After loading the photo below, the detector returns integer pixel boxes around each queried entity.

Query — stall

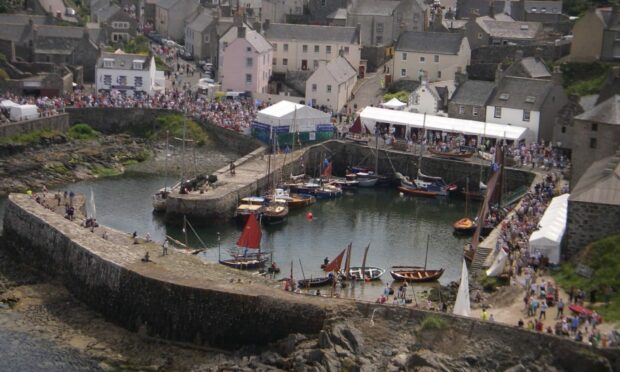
[381,98,406,110]
[252,100,333,147]
[528,194,569,264]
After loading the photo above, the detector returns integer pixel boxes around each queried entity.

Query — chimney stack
[237,25,246,39]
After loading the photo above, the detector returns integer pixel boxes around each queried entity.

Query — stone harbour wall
[1,194,327,349]
[0,114,70,138]
[565,201,620,260]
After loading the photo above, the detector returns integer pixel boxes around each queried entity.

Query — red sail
[322,161,333,178]
[237,214,262,249]
[323,248,346,273]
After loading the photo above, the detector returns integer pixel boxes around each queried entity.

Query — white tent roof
[382,98,406,109]
[0,100,18,109]
[528,193,569,264]
[359,106,528,141]
[255,100,332,131]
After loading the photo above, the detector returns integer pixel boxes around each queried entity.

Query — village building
[155,0,200,41]
[448,80,495,121]
[95,51,163,97]
[569,7,620,62]
[465,15,544,50]
[305,56,357,112]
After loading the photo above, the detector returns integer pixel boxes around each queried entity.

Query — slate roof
[456,0,505,19]
[477,18,542,39]
[349,0,400,16]
[575,95,620,126]
[37,25,85,39]
[523,1,563,14]
[327,8,348,20]
[451,80,496,106]
[188,12,214,32]
[0,24,31,43]
[0,14,47,25]
[324,56,357,84]
[245,29,272,53]
[396,31,464,55]
[570,153,620,206]
[488,76,552,111]
[504,56,551,79]
[98,51,152,70]
[264,23,358,44]
[96,4,122,23]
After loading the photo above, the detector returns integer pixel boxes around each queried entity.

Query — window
[326,45,331,54]
[344,46,349,54]
[313,60,319,68]
[273,57,277,65]
[376,36,383,44]
[525,95,536,103]
[477,32,483,39]
[591,123,598,131]
[103,75,112,85]
[134,76,143,88]
[246,74,252,83]
[204,34,210,43]
[273,43,277,51]
[314,45,319,53]
[437,71,441,78]
[401,69,406,77]
[223,41,228,49]
[590,138,597,149]
[473,106,479,116]
[458,106,464,114]
[327,85,332,93]
[103,58,113,68]
[112,22,129,29]
[133,61,143,70]
[561,126,566,133]
[494,106,502,118]
[420,56,425,63]
[434,55,439,63]
[246,57,253,67]
[117,75,127,85]
[246,47,251,52]
[376,23,384,34]
[523,110,530,122]
[303,44,308,53]
[283,58,288,65]
[402,52,407,61]
[312,84,317,92]
[283,43,288,52]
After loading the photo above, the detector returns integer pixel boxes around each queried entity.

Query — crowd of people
[1,94,67,122]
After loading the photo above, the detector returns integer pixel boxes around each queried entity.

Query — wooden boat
[329,178,359,190]
[219,214,269,270]
[429,147,474,159]
[453,217,477,235]
[356,172,379,187]
[261,199,289,225]
[398,185,441,198]
[390,268,445,282]
[348,266,385,281]
[313,184,343,199]
[414,170,457,196]
[297,276,333,288]
[234,196,265,223]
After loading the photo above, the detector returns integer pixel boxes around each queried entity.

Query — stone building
[307,0,347,25]
[565,154,620,260]
[569,7,620,62]
[305,56,357,112]
[465,15,544,51]
[448,80,495,121]
[570,95,620,185]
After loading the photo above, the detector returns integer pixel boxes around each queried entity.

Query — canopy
[0,100,18,109]
[382,98,406,110]
[359,106,529,142]
[255,100,331,132]
[528,193,569,264]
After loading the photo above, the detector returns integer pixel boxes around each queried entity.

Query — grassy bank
[552,234,620,321]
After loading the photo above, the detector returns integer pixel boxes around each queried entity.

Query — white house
[305,56,357,112]
[485,76,567,142]
[264,23,361,74]
[408,80,445,115]
[221,26,273,94]
[95,51,163,97]
[393,31,471,82]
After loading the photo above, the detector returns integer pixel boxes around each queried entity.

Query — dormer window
[133,60,143,70]
[103,58,114,68]
[499,93,510,100]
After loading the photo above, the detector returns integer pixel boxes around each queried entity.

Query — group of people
[0,94,67,123]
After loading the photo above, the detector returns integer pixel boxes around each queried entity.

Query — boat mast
[164,130,169,191]
[217,231,221,262]
[183,215,188,248]
[465,176,469,218]
[424,234,430,270]
[181,119,187,189]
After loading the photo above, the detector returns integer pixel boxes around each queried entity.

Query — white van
[10,104,39,121]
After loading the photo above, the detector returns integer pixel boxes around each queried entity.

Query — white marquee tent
[255,100,331,132]
[528,193,569,264]
[382,98,406,110]
[359,106,529,142]
[0,100,18,110]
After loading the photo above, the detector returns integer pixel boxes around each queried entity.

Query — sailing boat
[453,177,477,235]
[298,244,349,288]
[219,214,269,270]
[261,126,290,224]
[453,260,471,317]
[152,130,172,212]
[390,235,444,282]
[348,243,386,280]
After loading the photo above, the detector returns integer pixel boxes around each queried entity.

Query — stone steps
[471,246,492,273]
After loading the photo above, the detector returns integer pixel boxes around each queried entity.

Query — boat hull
[389,268,444,282]
[453,218,477,235]
[348,266,385,280]
[219,257,268,270]
[357,177,378,187]
[397,185,439,198]
[429,148,474,159]
[297,276,333,288]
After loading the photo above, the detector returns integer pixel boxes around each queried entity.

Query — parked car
[146,32,163,44]
[65,7,76,16]
[179,48,193,61]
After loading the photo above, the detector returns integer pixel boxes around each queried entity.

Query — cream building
[305,56,357,112]
[393,31,470,83]
[264,23,361,73]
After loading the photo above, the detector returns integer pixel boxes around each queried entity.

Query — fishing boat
[300,244,349,289]
[395,172,442,198]
[356,172,379,187]
[429,147,474,159]
[269,188,316,208]
[297,276,334,288]
[234,196,265,223]
[261,198,289,225]
[390,235,444,283]
[219,214,269,270]
[348,266,385,280]
[414,170,457,196]
[329,178,360,190]
[313,183,343,199]
[453,178,477,235]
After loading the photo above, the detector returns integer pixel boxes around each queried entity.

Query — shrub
[383,90,410,103]
[67,123,99,140]
[152,114,210,147]
[420,315,447,331]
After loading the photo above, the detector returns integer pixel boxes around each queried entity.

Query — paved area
[38,0,78,23]
[349,60,393,111]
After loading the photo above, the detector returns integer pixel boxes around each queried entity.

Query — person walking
[162,239,169,256]
[539,301,547,320]
[556,298,564,319]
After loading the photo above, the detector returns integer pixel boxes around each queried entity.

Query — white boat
[356,172,378,187]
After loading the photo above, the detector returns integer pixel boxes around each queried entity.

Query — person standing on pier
[162,239,169,256]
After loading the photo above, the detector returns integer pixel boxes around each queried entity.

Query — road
[38,0,79,23]
[349,60,393,113]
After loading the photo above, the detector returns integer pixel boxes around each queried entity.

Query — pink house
[221,27,273,94]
